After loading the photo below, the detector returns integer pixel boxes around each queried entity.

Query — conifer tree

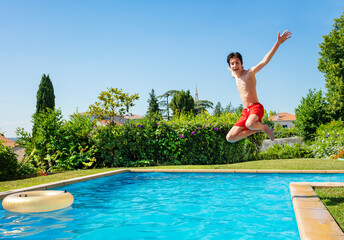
[158,90,177,120]
[36,74,55,114]
[33,74,55,136]
[147,89,160,116]
[194,100,213,115]
[213,102,223,116]
[170,90,194,116]
[224,102,235,113]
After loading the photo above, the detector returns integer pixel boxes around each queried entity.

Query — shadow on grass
[322,197,344,206]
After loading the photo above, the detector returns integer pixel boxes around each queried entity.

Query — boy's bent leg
[226,126,260,143]
[245,114,275,140]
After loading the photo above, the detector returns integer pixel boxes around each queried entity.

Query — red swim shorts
[234,103,265,130]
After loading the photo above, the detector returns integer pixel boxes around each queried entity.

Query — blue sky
[0,0,343,137]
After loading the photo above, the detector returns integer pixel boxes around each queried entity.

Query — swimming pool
[1,172,344,239]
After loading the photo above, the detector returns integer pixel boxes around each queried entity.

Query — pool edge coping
[290,182,344,240]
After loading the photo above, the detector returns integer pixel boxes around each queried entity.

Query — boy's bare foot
[263,125,275,141]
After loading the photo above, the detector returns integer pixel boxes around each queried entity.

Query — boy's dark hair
[227,52,243,67]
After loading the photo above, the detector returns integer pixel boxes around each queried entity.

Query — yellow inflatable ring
[2,190,74,213]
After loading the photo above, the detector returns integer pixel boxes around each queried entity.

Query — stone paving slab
[290,182,344,240]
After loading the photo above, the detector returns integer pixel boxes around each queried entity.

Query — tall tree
[318,11,344,120]
[158,90,177,120]
[194,100,213,115]
[213,102,223,116]
[224,102,235,113]
[170,90,194,116]
[36,74,55,114]
[147,89,160,116]
[234,104,243,115]
[88,87,139,124]
[294,89,330,141]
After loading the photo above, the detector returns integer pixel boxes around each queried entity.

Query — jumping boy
[226,30,292,143]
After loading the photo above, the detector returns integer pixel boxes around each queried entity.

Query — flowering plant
[311,120,344,159]
[331,148,344,160]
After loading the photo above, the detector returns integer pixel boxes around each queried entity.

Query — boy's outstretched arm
[250,30,292,74]
[226,66,236,78]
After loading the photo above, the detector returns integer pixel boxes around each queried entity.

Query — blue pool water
[1,172,344,240]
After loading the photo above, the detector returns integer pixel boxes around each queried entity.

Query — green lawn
[137,158,344,170]
[314,187,344,231]
[0,168,120,192]
[1,158,344,192]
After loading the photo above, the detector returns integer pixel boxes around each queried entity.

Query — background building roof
[0,135,16,148]
[268,112,296,122]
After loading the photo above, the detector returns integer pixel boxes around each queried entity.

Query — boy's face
[229,56,243,73]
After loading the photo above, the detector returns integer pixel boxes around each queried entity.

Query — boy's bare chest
[235,73,254,90]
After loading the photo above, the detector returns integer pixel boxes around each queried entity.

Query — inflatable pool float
[2,190,74,213]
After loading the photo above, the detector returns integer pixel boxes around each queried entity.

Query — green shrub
[260,119,299,140]
[17,111,266,170]
[274,126,298,139]
[259,143,314,160]
[294,89,330,141]
[311,120,344,159]
[17,160,38,178]
[33,108,64,171]
[93,112,265,166]
[17,110,98,172]
[0,144,19,181]
[127,160,155,167]
[52,113,98,170]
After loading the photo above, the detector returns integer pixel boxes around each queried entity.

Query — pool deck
[290,182,344,240]
[1,169,344,239]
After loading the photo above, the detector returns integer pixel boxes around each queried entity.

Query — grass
[0,168,120,192]
[136,158,344,170]
[314,187,344,231]
[1,158,344,192]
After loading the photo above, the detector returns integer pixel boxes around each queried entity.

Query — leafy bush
[32,108,63,171]
[0,144,19,181]
[259,143,314,160]
[311,120,344,159]
[93,112,265,167]
[294,89,330,141]
[17,111,266,171]
[52,113,98,170]
[17,109,98,172]
[273,124,298,138]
